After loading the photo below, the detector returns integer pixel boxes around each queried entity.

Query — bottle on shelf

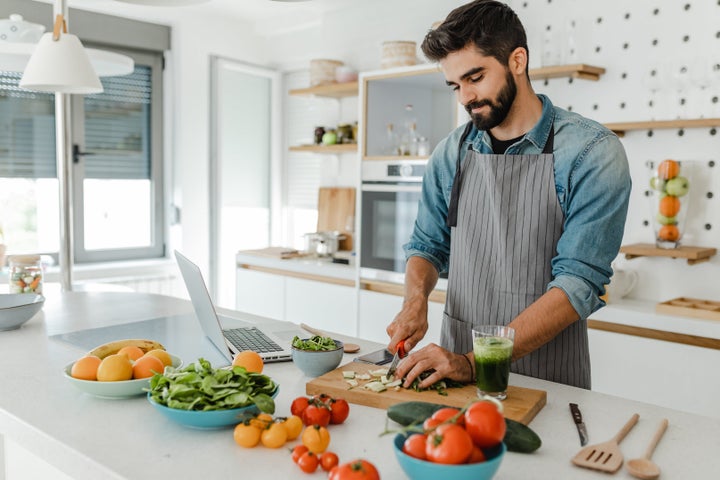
[385,123,401,155]
[399,104,417,155]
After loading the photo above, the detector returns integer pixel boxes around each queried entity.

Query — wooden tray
[306,361,546,425]
[656,297,720,321]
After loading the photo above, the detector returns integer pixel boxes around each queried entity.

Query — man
[387,0,631,390]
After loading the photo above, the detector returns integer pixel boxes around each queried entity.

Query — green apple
[649,176,666,192]
[665,176,689,197]
[656,213,677,225]
[322,131,337,145]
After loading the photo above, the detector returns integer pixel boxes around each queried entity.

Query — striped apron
[440,124,591,389]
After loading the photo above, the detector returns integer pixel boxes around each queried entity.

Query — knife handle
[569,403,583,424]
[397,339,407,358]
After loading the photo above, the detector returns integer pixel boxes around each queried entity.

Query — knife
[569,403,589,446]
[386,339,407,380]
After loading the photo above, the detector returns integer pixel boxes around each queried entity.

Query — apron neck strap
[446,122,555,228]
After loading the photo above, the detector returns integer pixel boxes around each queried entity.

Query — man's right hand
[386,297,428,354]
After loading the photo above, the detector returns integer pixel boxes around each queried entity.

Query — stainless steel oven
[360,160,447,284]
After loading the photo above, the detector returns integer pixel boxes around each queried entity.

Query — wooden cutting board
[306,361,546,425]
[317,187,355,251]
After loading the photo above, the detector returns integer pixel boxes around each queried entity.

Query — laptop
[175,250,299,364]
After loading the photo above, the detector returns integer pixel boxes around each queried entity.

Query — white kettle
[606,264,638,301]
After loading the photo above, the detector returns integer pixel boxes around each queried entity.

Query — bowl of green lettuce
[291,335,344,377]
[146,358,278,429]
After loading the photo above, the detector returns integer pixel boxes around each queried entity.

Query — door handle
[72,144,96,163]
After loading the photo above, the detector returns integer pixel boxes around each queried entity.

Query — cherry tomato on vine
[329,398,350,424]
[467,445,487,464]
[302,403,331,427]
[320,451,339,472]
[425,423,473,464]
[328,459,380,480]
[233,422,262,448]
[260,422,288,448]
[291,396,310,418]
[282,415,303,440]
[431,407,464,426]
[422,416,443,431]
[291,445,309,463]
[297,451,319,473]
[301,424,331,454]
[402,433,427,460]
[464,400,506,448]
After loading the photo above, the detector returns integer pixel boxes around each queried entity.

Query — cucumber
[386,401,541,453]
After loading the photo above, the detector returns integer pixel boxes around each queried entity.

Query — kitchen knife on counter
[386,339,407,380]
[569,403,589,446]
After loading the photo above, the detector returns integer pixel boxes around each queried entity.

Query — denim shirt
[404,94,631,320]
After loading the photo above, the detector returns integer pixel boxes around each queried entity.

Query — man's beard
[465,70,517,131]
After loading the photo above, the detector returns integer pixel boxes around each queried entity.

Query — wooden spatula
[572,413,639,473]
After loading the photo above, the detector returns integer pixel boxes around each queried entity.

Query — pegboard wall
[511,0,720,302]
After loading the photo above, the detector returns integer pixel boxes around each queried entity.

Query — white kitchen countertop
[1,291,719,479]
[236,251,356,282]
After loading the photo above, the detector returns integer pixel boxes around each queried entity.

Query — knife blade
[569,403,589,446]
[386,339,407,380]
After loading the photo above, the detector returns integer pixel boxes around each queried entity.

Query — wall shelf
[528,64,606,81]
[289,143,357,154]
[362,154,430,161]
[605,118,720,136]
[620,243,717,265]
[288,81,358,99]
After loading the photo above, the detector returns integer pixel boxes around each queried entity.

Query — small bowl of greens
[291,335,345,377]
[146,358,278,429]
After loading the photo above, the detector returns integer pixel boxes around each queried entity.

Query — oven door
[360,183,422,284]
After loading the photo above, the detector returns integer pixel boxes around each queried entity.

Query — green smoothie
[473,336,513,396]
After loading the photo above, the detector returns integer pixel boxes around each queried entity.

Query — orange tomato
[96,354,133,381]
[657,159,680,180]
[233,422,262,448]
[260,422,288,448]
[116,345,145,361]
[232,350,264,373]
[282,415,303,440]
[658,225,680,242]
[301,424,331,454]
[70,355,102,381]
[132,355,165,379]
[658,195,680,217]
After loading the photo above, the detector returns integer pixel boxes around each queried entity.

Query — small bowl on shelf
[147,386,279,429]
[291,339,344,377]
[393,433,506,480]
[0,294,44,331]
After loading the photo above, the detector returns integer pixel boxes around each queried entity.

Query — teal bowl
[291,339,344,377]
[147,386,279,429]
[393,433,505,480]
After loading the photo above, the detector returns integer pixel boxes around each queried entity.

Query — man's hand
[386,298,428,354]
[392,344,473,389]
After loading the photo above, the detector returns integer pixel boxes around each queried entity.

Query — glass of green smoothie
[472,326,515,400]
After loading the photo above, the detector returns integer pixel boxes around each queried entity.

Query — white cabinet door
[235,268,285,321]
[285,277,356,336]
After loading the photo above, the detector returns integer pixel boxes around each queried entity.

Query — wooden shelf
[362,155,430,161]
[289,81,358,99]
[620,243,717,265]
[604,118,720,136]
[289,143,357,154]
[528,64,606,81]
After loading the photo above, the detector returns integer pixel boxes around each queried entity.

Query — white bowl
[63,354,182,399]
[0,294,44,331]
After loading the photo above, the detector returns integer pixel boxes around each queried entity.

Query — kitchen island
[1,291,719,479]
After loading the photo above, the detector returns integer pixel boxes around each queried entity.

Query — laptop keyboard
[223,327,284,353]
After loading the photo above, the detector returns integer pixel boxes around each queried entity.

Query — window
[0,48,165,263]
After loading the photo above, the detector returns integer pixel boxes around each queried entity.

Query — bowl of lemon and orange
[64,339,182,399]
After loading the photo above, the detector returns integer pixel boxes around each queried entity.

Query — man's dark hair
[421,0,529,73]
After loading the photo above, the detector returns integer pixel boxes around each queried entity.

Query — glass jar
[8,255,43,294]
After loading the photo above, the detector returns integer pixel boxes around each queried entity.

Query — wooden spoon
[626,418,669,480]
[299,323,360,353]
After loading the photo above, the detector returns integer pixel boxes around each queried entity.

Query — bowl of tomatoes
[392,401,507,480]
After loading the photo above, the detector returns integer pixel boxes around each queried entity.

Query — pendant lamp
[19,13,102,94]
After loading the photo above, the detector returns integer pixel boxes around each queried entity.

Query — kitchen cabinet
[236,268,285,321]
[285,276,356,336]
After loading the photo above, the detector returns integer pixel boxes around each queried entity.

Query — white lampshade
[20,31,102,94]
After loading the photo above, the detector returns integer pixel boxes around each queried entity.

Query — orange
[144,349,173,367]
[658,195,680,217]
[96,354,133,382]
[71,355,102,381]
[657,159,680,180]
[132,355,165,379]
[116,345,145,361]
[232,350,264,373]
[658,225,680,242]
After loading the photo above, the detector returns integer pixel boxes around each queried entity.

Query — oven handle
[361,183,422,193]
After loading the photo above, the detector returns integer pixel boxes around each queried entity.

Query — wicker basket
[310,59,344,86]
[381,41,417,69]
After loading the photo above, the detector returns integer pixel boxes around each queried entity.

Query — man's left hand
[392,343,472,389]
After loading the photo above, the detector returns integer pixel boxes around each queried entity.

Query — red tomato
[291,444,309,464]
[402,433,427,460]
[467,445,487,464]
[320,451,339,472]
[422,417,443,431]
[430,407,464,426]
[302,403,331,427]
[329,398,350,424]
[425,423,473,464]
[464,401,506,448]
[297,451,319,473]
[328,459,380,480]
[291,396,310,418]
